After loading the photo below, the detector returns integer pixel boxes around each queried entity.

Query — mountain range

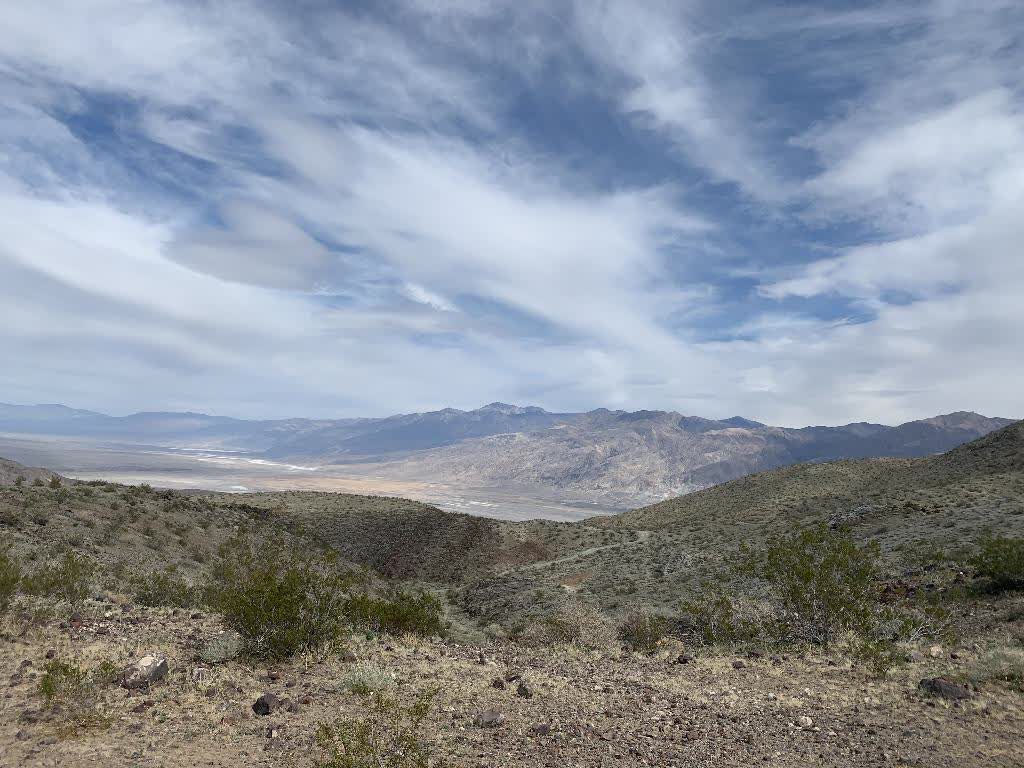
[0,401,1015,505]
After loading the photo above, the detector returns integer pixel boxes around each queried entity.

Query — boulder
[122,654,169,689]
[252,692,281,716]
[919,677,972,700]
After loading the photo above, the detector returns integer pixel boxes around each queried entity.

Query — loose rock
[122,653,169,690]
[474,709,505,728]
[253,693,281,716]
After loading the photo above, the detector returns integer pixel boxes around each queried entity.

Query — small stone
[516,681,533,699]
[130,699,154,714]
[341,650,358,663]
[675,653,694,665]
[122,653,169,690]
[473,709,505,728]
[268,670,282,682]
[491,678,506,690]
[253,693,281,716]
[732,660,746,670]
[797,716,814,729]
[928,645,943,659]
[190,667,210,684]
[45,649,56,660]
[299,695,313,706]
[532,723,552,737]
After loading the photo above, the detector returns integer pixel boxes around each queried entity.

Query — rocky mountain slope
[1,423,1023,766]
[0,402,1014,507]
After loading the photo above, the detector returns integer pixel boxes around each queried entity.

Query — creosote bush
[133,569,200,609]
[38,659,111,732]
[21,551,94,603]
[315,689,448,768]
[345,589,447,638]
[619,609,670,653]
[970,534,1024,592]
[0,543,21,612]
[206,533,447,660]
[206,534,358,661]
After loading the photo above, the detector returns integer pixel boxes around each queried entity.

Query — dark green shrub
[618,609,670,653]
[970,534,1024,591]
[677,587,772,647]
[315,689,447,768]
[344,590,446,638]
[0,545,20,612]
[49,475,62,489]
[206,535,357,660]
[32,477,45,487]
[741,524,880,646]
[133,570,200,608]
[21,551,94,602]
[14,475,25,487]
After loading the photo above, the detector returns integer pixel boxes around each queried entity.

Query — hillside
[0,402,1014,509]
[1,424,1023,766]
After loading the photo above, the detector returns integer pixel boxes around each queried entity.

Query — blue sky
[0,0,1022,425]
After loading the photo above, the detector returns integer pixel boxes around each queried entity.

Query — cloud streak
[0,0,1021,425]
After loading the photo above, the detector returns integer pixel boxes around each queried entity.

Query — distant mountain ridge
[0,401,1015,505]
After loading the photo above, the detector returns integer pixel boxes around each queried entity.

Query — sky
[0,0,1022,426]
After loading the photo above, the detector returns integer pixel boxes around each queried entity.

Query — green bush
[0,545,21,612]
[38,659,110,731]
[14,475,25,487]
[21,551,94,602]
[49,475,62,489]
[618,609,670,653]
[344,590,446,638]
[206,535,357,660]
[315,689,447,768]
[970,534,1024,591]
[133,570,200,609]
[741,524,880,646]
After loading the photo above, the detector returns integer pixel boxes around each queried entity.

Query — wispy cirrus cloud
[0,0,1021,425]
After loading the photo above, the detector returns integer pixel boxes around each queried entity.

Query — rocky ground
[2,595,1023,767]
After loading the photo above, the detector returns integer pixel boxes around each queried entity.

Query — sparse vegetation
[344,589,447,638]
[0,542,20,612]
[970,533,1024,591]
[315,689,446,768]
[340,662,396,695]
[38,659,110,732]
[133,569,200,609]
[206,534,358,660]
[618,608,670,653]
[20,551,94,602]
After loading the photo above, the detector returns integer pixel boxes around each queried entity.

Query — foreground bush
[619,609,670,653]
[344,590,446,638]
[740,524,881,646]
[38,659,112,732]
[133,569,200,609]
[970,534,1024,591]
[21,551,94,602]
[0,544,20,612]
[315,689,447,768]
[206,535,357,660]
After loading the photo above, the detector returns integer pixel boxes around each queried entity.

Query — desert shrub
[970,534,1024,591]
[133,569,200,609]
[740,524,880,646]
[206,534,357,660]
[32,477,45,487]
[14,475,25,487]
[518,598,617,648]
[49,475,62,489]
[315,689,447,768]
[0,544,21,612]
[677,587,773,647]
[21,551,94,602]
[38,659,110,731]
[964,646,1024,692]
[344,590,446,638]
[341,662,396,695]
[619,609,670,653]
